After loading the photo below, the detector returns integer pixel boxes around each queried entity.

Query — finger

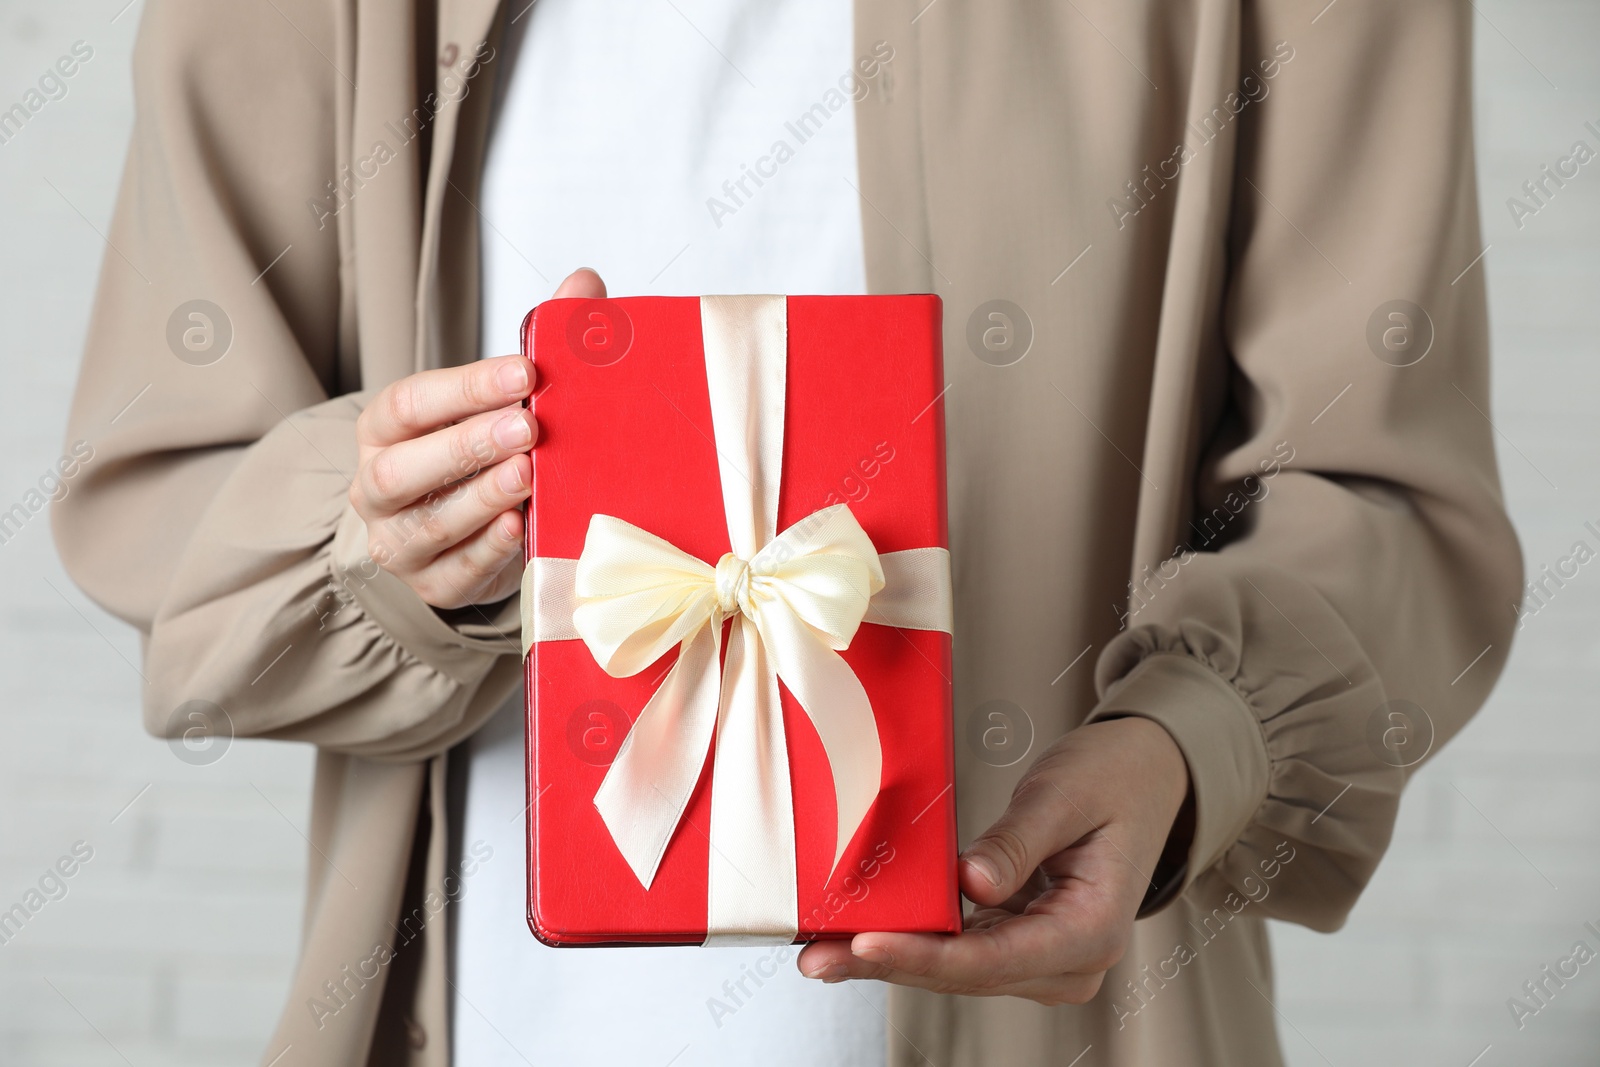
[966,905,1023,931]
[552,267,607,299]
[797,940,855,980]
[960,770,1098,906]
[369,454,530,569]
[355,403,535,515]
[847,916,1087,990]
[800,938,1103,1004]
[978,971,1104,1007]
[851,869,1127,989]
[412,507,525,609]
[836,962,1101,1006]
[357,355,535,448]
[994,866,1050,914]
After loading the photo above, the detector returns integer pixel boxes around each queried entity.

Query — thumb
[553,267,607,299]
[959,777,1096,906]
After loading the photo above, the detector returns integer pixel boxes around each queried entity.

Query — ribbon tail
[757,607,882,877]
[704,615,798,944]
[593,621,723,889]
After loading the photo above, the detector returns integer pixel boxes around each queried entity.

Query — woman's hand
[350,268,605,608]
[797,716,1190,1005]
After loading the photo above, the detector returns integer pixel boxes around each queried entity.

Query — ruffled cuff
[331,505,520,680]
[1083,562,1398,931]
[139,392,520,762]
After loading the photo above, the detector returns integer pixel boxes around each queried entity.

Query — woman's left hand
[797,716,1190,1005]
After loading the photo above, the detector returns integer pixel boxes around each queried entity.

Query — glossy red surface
[524,295,959,946]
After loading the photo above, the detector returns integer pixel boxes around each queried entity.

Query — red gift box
[522,294,959,945]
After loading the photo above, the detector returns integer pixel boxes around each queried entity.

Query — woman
[55,0,1521,1064]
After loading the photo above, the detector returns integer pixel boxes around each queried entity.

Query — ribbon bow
[575,505,886,911]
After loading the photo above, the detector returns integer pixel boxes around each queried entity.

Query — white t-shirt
[456,1,884,1064]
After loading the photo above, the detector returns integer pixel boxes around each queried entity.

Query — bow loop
[572,515,717,677]
[749,504,886,651]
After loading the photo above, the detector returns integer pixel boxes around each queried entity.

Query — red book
[523,294,959,945]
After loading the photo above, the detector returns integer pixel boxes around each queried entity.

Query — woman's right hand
[349,268,606,609]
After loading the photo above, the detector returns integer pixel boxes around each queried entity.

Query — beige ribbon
[521,295,953,943]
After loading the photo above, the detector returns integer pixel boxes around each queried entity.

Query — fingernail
[497,459,526,493]
[853,944,894,967]
[493,412,532,449]
[964,854,1001,887]
[805,962,846,980]
[497,360,529,395]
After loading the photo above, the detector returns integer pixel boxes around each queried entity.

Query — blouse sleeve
[52,0,520,764]
[1087,0,1523,930]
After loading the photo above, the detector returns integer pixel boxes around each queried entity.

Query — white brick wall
[0,1,1596,1065]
